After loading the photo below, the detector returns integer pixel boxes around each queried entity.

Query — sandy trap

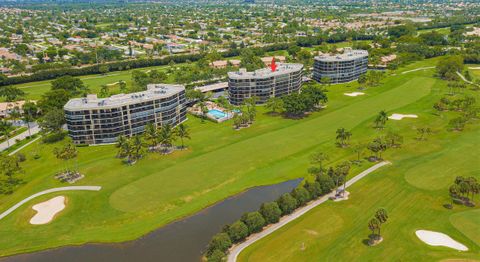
[388,114,418,120]
[344,92,365,97]
[30,196,66,225]
[415,230,468,251]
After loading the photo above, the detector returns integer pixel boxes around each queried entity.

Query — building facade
[313,49,368,83]
[227,63,303,105]
[64,84,186,145]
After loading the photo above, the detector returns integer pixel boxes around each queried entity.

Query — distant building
[0,48,22,61]
[64,84,187,145]
[209,59,241,69]
[261,56,285,66]
[313,48,368,83]
[0,100,30,118]
[228,63,303,105]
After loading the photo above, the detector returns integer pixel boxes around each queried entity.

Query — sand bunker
[415,230,468,251]
[30,196,66,225]
[344,92,365,97]
[388,114,418,120]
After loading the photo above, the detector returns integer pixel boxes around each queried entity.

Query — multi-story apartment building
[313,49,368,83]
[227,63,303,105]
[64,84,186,145]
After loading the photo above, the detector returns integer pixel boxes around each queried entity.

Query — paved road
[0,186,102,221]
[227,161,391,262]
[0,123,40,152]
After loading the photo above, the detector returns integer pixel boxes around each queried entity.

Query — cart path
[0,186,102,221]
[228,161,391,262]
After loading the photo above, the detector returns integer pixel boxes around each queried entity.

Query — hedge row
[204,174,338,262]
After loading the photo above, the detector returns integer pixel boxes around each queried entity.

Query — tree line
[204,151,351,262]
[116,123,190,165]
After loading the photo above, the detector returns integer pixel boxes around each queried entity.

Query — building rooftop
[228,63,303,80]
[314,48,368,62]
[64,84,184,111]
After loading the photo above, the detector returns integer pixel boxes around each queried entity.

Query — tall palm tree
[374,208,388,238]
[144,123,159,150]
[158,124,177,152]
[130,135,144,163]
[176,124,190,149]
[115,135,129,158]
[368,218,380,240]
[336,128,352,147]
[0,120,12,147]
[310,152,329,175]
[374,110,388,129]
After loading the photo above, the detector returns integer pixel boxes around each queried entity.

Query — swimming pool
[208,109,227,119]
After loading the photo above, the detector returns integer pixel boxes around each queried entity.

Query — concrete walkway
[401,66,435,74]
[456,71,474,85]
[0,123,41,152]
[0,186,102,221]
[227,161,391,262]
[8,135,42,156]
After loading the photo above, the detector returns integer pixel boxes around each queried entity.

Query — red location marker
[270,57,277,72]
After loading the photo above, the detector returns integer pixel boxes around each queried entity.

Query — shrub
[259,202,282,224]
[227,220,249,243]
[291,187,311,206]
[316,174,335,194]
[241,211,266,234]
[206,233,232,256]
[207,249,226,262]
[277,193,298,215]
[42,132,66,143]
[304,181,322,198]
[16,153,26,162]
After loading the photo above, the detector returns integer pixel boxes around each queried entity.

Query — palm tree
[130,135,144,163]
[244,96,258,124]
[176,124,190,149]
[334,161,350,195]
[310,152,329,174]
[374,110,388,129]
[115,135,130,158]
[158,124,177,152]
[335,128,352,147]
[53,143,78,173]
[368,218,380,240]
[353,143,365,162]
[144,123,159,151]
[199,102,208,123]
[265,97,284,114]
[0,120,12,147]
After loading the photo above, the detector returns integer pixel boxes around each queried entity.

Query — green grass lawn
[468,66,480,81]
[238,131,480,261]
[0,57,476,259]
[237,71,480,261]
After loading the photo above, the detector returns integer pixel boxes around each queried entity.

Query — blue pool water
[208,109,227,119]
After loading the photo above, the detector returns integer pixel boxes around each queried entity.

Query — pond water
[2,179,301,262]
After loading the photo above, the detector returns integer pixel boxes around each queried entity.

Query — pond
[2,178,301,262]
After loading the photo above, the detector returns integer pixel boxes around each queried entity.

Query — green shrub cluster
[204,174,336,261]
